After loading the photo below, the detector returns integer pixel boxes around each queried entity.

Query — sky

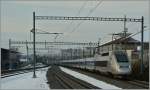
[1,0,149,53]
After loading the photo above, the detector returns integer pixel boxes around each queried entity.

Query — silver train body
[59,50,131,76]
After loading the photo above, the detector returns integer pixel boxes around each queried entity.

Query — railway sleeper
[55,72,86,89]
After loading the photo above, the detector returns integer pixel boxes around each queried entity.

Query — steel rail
[50,67,99,89]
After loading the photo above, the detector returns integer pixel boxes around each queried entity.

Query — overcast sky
[1,0,149,51]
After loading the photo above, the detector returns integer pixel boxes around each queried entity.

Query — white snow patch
[1,67,50,90]
[60,66,121,89]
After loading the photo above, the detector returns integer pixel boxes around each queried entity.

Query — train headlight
[128,65,131,69]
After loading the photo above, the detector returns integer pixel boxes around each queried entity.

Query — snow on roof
[100,37,140,47]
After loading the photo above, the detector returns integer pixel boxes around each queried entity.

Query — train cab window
[115,52,128,62]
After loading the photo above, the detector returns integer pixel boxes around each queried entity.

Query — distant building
[1,48,21,70]
[97,37,148,53]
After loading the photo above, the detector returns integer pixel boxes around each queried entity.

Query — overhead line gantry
[32,12,144,77]
[10,41,98,46]
[35,16,142,22]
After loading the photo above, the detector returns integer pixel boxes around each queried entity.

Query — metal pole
[76,49,78,59]
[83,47,84,59]
[112,35,114,51]
[140,16,144,74]
[124,15,127,51]
[71,49,72,60]
[26,40,29,64]
[61,49,63,60]
[33,12,36,78]
[83,47,86,69]
[9,39,12,70]
[45,40,46,48]
[89,42,92,57]
[98,38,101,54]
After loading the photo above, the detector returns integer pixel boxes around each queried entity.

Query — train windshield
[115,51,128,62]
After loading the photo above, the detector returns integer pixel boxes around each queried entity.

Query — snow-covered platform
[60,66,121,89]
[1,67,50,90]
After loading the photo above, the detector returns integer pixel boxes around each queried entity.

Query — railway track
[47,66,99,89]
[1,66,48,78]
[127,80,149,89]
[1,70,32,78]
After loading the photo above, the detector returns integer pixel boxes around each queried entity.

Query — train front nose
[118,65,131,75]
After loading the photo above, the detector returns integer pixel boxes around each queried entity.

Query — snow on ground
[60,66,122,89]
[1,67,50,90]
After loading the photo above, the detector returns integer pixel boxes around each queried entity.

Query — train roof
[61,57,108,63]
[61,58,95,63]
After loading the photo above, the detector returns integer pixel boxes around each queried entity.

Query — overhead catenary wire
[59,1,88,40]
[59,0,104,41]
[65,0,103,35]
[31,28,63,41]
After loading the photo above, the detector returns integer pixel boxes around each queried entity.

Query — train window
[115,52,128,62]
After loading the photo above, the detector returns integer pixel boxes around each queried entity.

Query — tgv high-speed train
[59,50,131,77]
[95,50,131,76]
